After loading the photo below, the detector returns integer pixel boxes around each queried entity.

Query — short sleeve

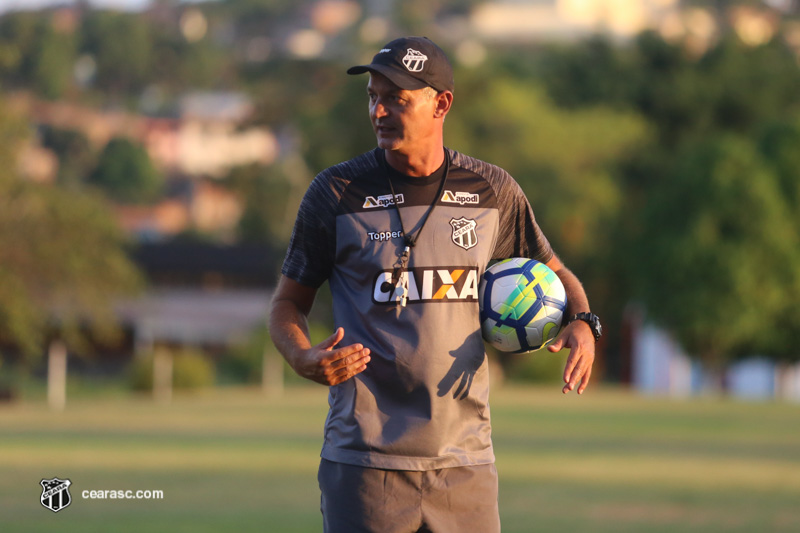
[281,176,338,288]
[492,173,554,263]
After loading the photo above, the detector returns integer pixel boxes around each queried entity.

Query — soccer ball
[479,258,567,353]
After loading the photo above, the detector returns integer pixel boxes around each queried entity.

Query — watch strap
[567,312,602,341]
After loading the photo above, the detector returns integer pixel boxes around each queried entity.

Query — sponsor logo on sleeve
[441,190,480,205]
[363,193,404,209]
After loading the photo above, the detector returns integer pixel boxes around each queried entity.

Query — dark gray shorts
[318,459,500,533]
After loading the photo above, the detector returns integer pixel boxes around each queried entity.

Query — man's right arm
[268,275,371,386]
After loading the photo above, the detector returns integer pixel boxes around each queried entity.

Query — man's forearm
[552,265,590,317]
[268,288,371,386]
[545,259,597,393]
[268,298,314,371]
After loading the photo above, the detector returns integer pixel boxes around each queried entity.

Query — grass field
[1,383,799,532]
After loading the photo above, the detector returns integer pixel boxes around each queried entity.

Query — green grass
[1,384,799,532]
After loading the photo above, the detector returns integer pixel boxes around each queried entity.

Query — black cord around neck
[383,149,450,248]
[380,149,451,305]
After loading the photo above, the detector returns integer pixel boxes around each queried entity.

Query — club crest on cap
[402,49,428,72]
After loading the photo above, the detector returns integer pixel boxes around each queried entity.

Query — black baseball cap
[347,36,454,93]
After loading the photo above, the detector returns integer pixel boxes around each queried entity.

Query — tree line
[1,2,798,379]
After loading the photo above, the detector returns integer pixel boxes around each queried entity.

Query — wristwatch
[567,312,602,342]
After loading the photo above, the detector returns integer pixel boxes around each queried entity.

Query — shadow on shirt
[437,338,486,400]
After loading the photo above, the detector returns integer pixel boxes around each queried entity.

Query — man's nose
[372,100,388,119]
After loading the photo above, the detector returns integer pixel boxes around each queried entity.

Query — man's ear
[434,91,453,119]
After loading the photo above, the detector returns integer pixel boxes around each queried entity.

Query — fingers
[321,339,366,365]
[577,366,592,394]
[562,349,579,386]
[547,334,564,353]
[562,363,592,394]
[321,345,371,386]
[296,328,372,386]
[550,321,596,395]
[548,319,580,353]
[562,348,594,395]
[323,343,370,369]
[321,327,345,350]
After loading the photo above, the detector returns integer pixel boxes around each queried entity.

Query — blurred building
[440,0,798,59]
[55,241,277,376]
[466,0,683,42]
[629,317,800,403]
[12,91,278,178]
[118,242,275,354]
[149,91,279,178]
[11,90,279,239]
[112,180,243,240]
[17,141,58,183]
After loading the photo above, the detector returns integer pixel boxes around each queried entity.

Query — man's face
[367,72,439,155]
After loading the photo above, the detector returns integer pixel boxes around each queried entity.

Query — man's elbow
[545,253,565,274]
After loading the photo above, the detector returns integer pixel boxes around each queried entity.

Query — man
[269,36,600,533]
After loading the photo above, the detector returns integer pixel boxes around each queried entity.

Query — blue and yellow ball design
[479,258,567,353]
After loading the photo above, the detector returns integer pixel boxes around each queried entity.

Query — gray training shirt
[282,147,553,471]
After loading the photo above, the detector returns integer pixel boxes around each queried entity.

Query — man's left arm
[545,255,596,395]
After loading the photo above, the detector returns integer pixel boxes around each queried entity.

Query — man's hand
[268,277,371,387]
[547,320,595,394]
[292,327,371,386]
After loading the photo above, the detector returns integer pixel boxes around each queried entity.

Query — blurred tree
[626,136,800,375]
[248,61,375,171]
[758,121,800,231]
[80,11,153,95]
[88,137,162,204]
[538,32,800,145]
[146,25,233,93]
[175,39,232,88]
[300,73,377,172]
[441,72,648,381]
[629,31,707,146]
[0,104,142,357]
[0,12,77,98]
[226,163,294,245]
[0,11,42,87]
[751,120,800,361]
[534,30,800,372]
[445,74,648,267]
[536,35,640,110]
[31,24,76,99]
[39,125,95,187]
[4,2,799,381]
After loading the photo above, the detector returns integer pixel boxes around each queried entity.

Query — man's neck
[384,146,445,177]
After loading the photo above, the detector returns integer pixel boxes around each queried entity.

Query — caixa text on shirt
[372,267,479,304]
